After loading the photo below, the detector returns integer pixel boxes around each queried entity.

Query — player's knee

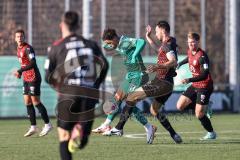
[24,98,32,105]
[58,128,70,141]
[150,101,160,116]
[150,106,158,116]
[126,100,135,107]
[195,104,205,118]
[25,102,33,106]
[126,94,134,102]
[126,95,138,106]
[195,110,204,119]
[126,95,136,106]
[176,102,185,111]
[31,96,41,105]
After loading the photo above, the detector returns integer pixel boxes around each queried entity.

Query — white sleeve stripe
[203,64,208,69]
[166,50,176,58]
[29,53,35,59]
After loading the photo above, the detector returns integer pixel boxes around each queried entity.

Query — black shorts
[23,80,41,96]
[142,77,173,104]
[57,95,97,131]
[182,85,213,105]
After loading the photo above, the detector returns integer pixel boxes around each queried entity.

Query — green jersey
[115,36,146,80]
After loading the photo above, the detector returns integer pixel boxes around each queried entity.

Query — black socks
[115,106,133,130]
[60,141,72,160]
[26,104,36,125]
[199,115,213,132]
[157,112,176,136]
[35,103,50,124]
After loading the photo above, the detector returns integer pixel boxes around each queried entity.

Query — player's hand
[181,79,189,84]
[146,64,158,73]
[13,71,21,79]
[146,25,152,37]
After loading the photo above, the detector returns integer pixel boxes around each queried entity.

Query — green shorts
[120,74,148,94]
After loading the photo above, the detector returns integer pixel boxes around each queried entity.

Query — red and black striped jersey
[187,48,213,88]
[156,37,178,79]
[17,43,41,82]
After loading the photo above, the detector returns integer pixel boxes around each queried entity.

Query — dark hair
[63,11,79,32]
[188,32,200,41]
[102,28,118,40]
[15,29,25,36]
[156,21,170,33]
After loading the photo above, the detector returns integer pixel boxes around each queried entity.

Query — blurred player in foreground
[45,11,108,160]
[14,29,52,137]
[92,28,157,144]
[176,32,217,140]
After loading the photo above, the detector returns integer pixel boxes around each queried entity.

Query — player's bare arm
[145,25,159,52]
[182,56,209,84]
[146,51,177,73]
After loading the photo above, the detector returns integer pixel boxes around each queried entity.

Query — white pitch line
[123,130,240,139]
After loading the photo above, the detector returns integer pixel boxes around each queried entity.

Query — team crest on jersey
[190,65,195,72]
[200,94,206,103]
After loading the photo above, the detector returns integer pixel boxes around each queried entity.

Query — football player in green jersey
[92,28,157,144]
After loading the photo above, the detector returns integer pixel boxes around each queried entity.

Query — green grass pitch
[0,114,239,160]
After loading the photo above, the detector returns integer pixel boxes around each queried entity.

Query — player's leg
[23,82,37,137]
[131,74,156,135]
[179,85,213,118]
[152,79,182,143]
[206,101,213,119]
[69,121,94,153]
[68,97,96,153]
[196,89,216,140]
[176,86,196,111]
[132,107,153,131]
[23,94,38,137]
[112,86,147,131]
[112,79,144,130]
[132,106,157,144]
[58,127,72,160]
[119,80,172,143]
[152,97,182,144]
[30,81,52,136]
[125,78,174,106]
[57,96,75,160]
[92,89,125,133]
[102,102,133,136]
[114,87,157,144]
[100,79,138,136]
[31,95,50,124]
[103,79,156,143]
[196,104,216,140]
[102,104,157,142]
[103,105,133,136]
